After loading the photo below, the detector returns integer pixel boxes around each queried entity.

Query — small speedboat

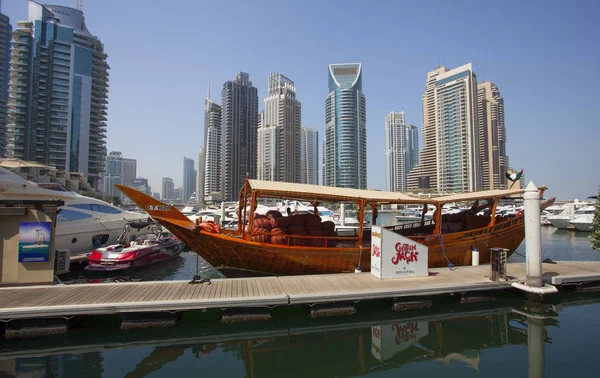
[85,222,184,271]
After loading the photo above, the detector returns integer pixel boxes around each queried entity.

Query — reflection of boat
[116,180,554,277]
[0,294,576,377]
[85,221,184,271]
[0,167,151,257]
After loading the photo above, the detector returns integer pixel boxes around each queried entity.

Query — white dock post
[340,203,346,227]
[524,181,543,287]
[527,316,545,378]
[220,201,226,227]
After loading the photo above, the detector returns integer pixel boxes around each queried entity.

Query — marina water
[1,214,599,377]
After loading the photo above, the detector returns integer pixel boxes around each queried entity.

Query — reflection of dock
[2,295,596,378]
[0,261,599,327]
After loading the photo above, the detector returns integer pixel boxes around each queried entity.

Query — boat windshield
[38,183,72,192]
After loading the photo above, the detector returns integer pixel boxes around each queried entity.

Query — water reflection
[1,292,598,377]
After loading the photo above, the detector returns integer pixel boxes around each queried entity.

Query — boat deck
[1,261,599,320]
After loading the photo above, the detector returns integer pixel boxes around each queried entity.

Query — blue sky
[3,0,599,200]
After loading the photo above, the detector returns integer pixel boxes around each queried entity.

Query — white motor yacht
[569,206,596,232]
[547,200,591,229]
[0,167,150,257]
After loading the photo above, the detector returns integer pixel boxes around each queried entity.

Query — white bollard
[524,181,542,287]
[472,247,479,266]
[220,201,226,228]
[340,203,346,227]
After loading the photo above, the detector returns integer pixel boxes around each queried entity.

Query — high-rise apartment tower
[5,2,109,184]
[221,72,258,201]
[324,63,366,189]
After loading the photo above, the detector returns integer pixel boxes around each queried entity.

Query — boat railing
[249,229,363,248]
[386,219,435,232]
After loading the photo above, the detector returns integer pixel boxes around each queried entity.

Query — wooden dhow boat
[116,180,554,277]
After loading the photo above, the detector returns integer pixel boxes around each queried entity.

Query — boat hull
[570,221,592,232]
[547,217,572,229]
[85,239,184,272]
[157,216,526,277]
[113,183,553,278]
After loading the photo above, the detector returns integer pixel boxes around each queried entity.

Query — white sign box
[371,321,429,361]
[371,225,428,279]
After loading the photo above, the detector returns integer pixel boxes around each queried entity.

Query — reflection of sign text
[372,327,381,339]
[391,243,418,265]
[392,322,419,344]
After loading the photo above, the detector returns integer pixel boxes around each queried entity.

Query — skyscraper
[221,72,258,201]
[408,64,480,193]
[162,177,174,201]
[203,91,221,202]
[5,2,109,184]
[183,156,195,203]
[301,126,319,185]
[258,71,301,183]
[103,151,135,199]
[478,81,508,190]
[385,112,419,192]
[133,177,151,196]
[257,112,276,181]
[0,4,11,157]
[324,63,366,189]
[196,147,204,205]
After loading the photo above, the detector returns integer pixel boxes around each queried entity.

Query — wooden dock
[1,261,599,322]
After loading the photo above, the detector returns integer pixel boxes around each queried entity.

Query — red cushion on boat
[251,227,272,243]
[304,214,322,227]
[272,235,289,245]
[266,210,283,218]
[321,221,336,236]
[270,217,289,229]
[252,215,272,230]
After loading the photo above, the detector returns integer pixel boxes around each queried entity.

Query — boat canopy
[245,179,531,206]
[246,179,422,204]
[427,188,527,205]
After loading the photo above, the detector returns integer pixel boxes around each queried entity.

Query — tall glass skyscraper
[300,126,319,185]
[0,3,11,157]
[5,1,109,184]
[183,156,195,204]
[385,112,419,192]
[221,72,258,201]
[203,91,222,203]
[324,63,366,189]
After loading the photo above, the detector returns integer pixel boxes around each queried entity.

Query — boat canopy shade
[246,179,533,205]
[427,188,527,204]
[246,179,424,204]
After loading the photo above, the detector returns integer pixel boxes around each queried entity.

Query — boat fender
[516,210,524,217]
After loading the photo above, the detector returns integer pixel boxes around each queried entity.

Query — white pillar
[220,201,226,227]
[527,317,545,378]
[524,181,542,287]
[340,203,346,227]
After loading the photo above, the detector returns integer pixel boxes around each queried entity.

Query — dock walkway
[1,261,599,320]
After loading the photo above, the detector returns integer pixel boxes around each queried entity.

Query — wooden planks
[0,261,599,320]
